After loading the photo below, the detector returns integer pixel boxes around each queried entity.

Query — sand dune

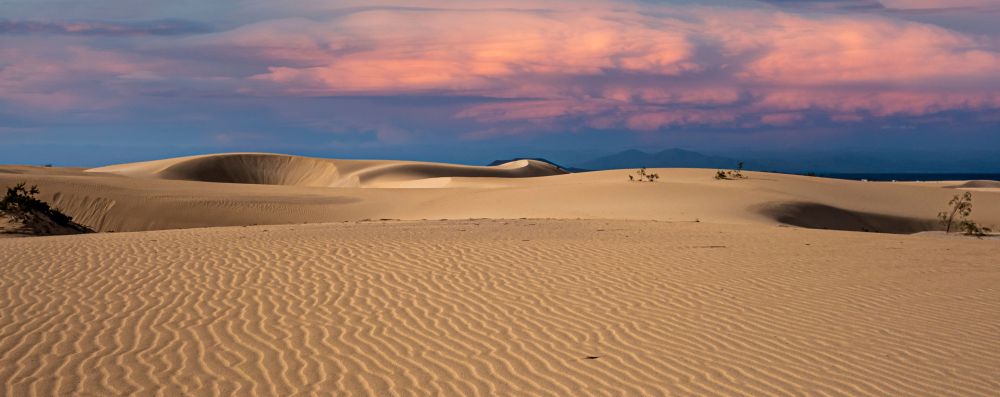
[1,153,998,234]
[2,154,999,396]
[1,219,998,396]
[951,180,1000,189]
[944,180,1000,193]
[88,153,567,188]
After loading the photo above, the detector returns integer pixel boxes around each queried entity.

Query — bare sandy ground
[1,220,998,396]
[1,153,999,396]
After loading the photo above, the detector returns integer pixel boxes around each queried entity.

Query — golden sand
[1,154,998,396]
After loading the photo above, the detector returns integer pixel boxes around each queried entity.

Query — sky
[1,0,999,167]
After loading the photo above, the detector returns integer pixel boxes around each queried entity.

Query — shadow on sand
[757,201,939,234]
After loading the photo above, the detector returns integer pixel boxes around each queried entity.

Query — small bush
[629,167,659,182]
[1,182,91,233]
[938,192,992,237]
[959,220,991,238]
[715,161,748,180]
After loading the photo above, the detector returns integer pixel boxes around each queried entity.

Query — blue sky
[1,0,999,167]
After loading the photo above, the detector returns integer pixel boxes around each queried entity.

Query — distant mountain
[487,158,587,173]
[574,149,741,170]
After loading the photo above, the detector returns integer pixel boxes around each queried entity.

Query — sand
[1,153,999,396]
[2,153,998,233]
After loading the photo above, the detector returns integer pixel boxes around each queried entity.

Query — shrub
[938,192,992,237]
[959,220,991,238]
[1,182,89,232]
[714,161,748,180]
[629,167,659,182]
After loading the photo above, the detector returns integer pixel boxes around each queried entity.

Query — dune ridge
[1,219,997,396]
[952,180,1000,189]
[3,155,999,234]
[87,153,567,188]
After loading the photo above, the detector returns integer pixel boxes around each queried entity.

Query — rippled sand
[2,219,998,396]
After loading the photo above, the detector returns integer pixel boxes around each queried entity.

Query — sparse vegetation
[714,161,748,180]
[1,182,92,235]
[958,219,991,238]
[938,192,992,237]
[629,167,660,182]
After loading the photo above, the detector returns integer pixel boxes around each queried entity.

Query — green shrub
[959,220,991,238]
[938,192,992,237]
[629,167,660,182]
[715,161,747,180]
[1,182,84,230]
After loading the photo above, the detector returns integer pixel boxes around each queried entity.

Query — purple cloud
[0,19,211,36]
[0,0,998,152]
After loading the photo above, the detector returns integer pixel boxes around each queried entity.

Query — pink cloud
[879,0,998,9]
[4,1,1000,135]
[760,112,805,126]
[0,19,209,36]
[0,44,161,111]
[237,7,695,96]
[213,3,999,130]
[728,14,1000,84]
[756,89,1000,116]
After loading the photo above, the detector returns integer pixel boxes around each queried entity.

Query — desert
[5,0,1000,395]
[1,153,998,396]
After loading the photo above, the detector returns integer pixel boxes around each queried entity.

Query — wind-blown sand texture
[2,220,998,396]
[1,153,999,396]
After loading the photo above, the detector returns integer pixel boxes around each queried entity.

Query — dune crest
[87,153,566,188]
[946,180,1000,193]
[1,156,997,234]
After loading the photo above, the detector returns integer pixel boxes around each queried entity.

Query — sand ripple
[1,220,998,396]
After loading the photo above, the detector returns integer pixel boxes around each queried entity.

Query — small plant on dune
[959,220,991,238]
[714,161,748,180]
[629,167,660,182]
[938,192,971,234]
[2,182,68,225]
[938,192,991,237]
[1,182,90,233]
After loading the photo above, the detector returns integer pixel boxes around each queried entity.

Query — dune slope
[953,180,1000,189]
[2,153,999,234]
[1,220,997,396]
[87,153,567,188]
